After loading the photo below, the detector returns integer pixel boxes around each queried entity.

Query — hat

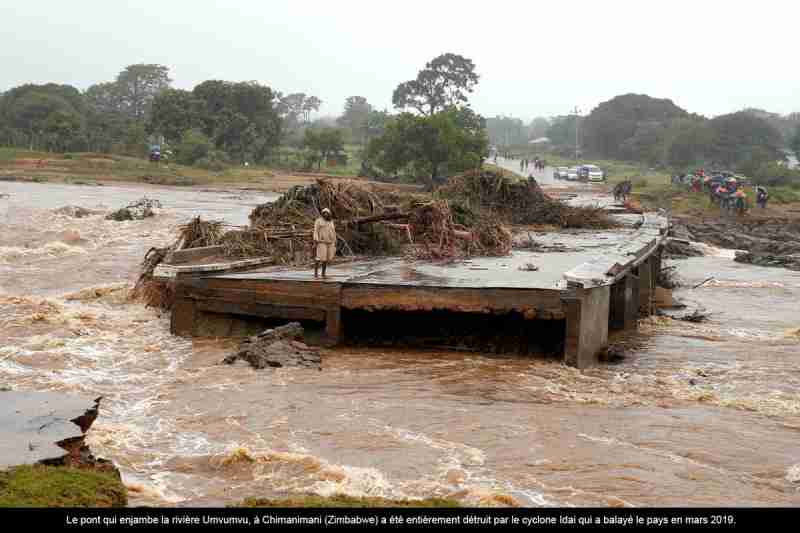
[322,208,331,214]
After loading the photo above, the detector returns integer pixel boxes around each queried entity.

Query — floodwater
[1,180,799,507]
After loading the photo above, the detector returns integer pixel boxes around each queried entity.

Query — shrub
[175,129,213,166]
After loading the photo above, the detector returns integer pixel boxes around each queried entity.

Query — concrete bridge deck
[169,205,668,368]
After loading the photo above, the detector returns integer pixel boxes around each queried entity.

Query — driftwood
[693,277,715,289]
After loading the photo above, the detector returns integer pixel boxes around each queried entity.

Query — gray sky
[1,0,797,121]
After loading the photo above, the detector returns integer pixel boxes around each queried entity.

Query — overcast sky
[1,1,797,121]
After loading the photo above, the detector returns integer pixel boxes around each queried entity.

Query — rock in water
[223,322,321,370]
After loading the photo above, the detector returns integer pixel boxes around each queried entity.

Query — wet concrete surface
[0,391,98,469]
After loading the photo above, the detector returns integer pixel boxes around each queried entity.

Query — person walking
[313,208,337,278]
[756,186,769,208]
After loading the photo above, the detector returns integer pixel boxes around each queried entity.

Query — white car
[582,164,606,182]
[566,167,579,181]
[554,167,570,180]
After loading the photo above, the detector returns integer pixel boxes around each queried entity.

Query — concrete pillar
[638,257,654,316]
[564,285,610,369]
[170,297,197,336]
[609,274,638,331]
[325,307,343,346]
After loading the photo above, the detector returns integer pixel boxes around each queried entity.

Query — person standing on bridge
[313,208,337,279]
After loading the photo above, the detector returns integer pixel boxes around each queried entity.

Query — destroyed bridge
[159,211,668,369]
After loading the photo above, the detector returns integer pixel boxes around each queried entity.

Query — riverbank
[0,149,379,194]
[0,465,127,507]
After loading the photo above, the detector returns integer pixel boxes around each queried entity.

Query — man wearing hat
[313,208,336,278]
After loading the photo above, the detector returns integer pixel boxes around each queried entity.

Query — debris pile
[222,322,321,370]
[249,179,510,262]
[105,198,162,221]
[437,169,616,228]
[130,246,174,310]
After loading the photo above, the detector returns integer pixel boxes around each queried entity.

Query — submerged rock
[223,322,321,370]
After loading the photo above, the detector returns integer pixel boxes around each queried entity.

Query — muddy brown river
[1,181,798,507]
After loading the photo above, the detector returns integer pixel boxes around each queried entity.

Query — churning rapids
[1,180,799,507]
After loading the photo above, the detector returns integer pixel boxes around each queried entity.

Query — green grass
[0,465,127,507]
[236,494,461,508]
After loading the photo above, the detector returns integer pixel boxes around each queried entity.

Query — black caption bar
[2,507,798,530]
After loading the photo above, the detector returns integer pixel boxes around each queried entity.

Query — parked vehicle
[566,167,579,181]
[579,164,606,182]
[554,166,570,180]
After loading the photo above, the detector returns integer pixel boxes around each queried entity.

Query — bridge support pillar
[563,284,610,369]
[609,274,638,331]
[638,257,655,316]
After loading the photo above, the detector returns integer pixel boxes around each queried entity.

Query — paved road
[493,157,555,185]
[493,157,617,209]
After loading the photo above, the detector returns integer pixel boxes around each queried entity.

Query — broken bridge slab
[0,391,100,469]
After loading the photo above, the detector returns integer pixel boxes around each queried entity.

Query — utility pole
[571,106,581,162]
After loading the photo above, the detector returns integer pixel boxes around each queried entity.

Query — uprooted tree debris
[132,171,618,309]
[106,198,162,221]
[222,322,321,370]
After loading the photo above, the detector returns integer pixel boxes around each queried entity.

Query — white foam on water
[787,464,800,483]
[0,242,88,263]
[691,242,739,259]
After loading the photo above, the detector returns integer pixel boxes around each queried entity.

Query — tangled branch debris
[130,246,174,310]
[106,198,162,221]
[438,169,616,229]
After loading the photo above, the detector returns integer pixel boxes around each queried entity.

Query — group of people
[517,157,547,173]
[674,168,770,215]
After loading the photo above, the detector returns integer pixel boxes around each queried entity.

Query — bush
[175,129,213,166]
[63,153,74,160]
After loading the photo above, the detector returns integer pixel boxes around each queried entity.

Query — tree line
[0,56,487,183]
[492,95,800,180]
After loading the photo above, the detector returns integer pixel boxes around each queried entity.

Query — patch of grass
[236,494,460,508]
[0,465,127,507]
[769,186,800,204]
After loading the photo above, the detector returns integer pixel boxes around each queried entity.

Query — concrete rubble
[0,391,115,472]
[223,322,322,370]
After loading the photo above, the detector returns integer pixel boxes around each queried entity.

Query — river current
[1,180,798,506]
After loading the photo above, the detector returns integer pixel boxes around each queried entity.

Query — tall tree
[147,89,202,144]
[190,80,281,162]
[303,128,345,170]
[581,94,690,160]
[43,109,83,152]
[709,111,784,170]
[392,53,479,115]
[114,64,172,122]
[528,117,551,139]
[338,96,372,145]
[366,108,487,185]
[791,124,800,160]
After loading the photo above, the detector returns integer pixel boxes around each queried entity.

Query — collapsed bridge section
[169,213,668,369]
